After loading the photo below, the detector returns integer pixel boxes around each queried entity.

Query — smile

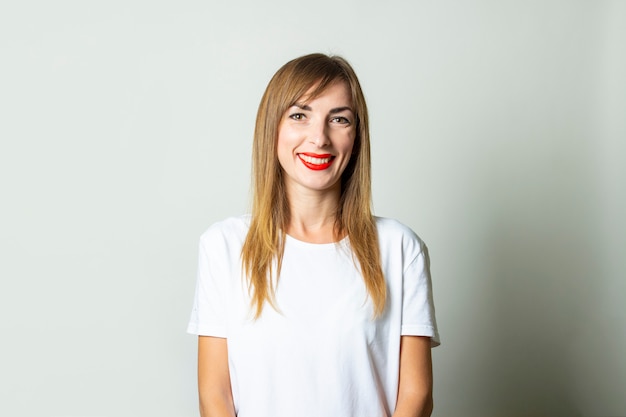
[298,153,335,170]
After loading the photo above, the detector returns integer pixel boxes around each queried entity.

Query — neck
[284,186,342,244]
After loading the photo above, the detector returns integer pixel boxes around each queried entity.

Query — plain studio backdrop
[1,1,625,416]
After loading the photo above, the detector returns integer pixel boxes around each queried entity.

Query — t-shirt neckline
[284,233,350,249]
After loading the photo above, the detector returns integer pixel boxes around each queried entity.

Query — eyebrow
[293,103,354,114]
[329,106,354,114]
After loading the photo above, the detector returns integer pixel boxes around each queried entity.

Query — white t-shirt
[187,215,439,417]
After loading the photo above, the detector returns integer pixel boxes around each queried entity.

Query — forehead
[296,80,352,106]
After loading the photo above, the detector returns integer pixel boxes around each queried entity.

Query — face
[276,81,356,197]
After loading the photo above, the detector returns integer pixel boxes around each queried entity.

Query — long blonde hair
[241,53,385,318]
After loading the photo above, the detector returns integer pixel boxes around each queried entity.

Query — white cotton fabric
[187,215,439,417]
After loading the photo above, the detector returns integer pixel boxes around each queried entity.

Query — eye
[330,116,351,125]
[289,113,305,120]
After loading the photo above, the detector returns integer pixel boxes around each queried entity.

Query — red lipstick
[298,153,335,170]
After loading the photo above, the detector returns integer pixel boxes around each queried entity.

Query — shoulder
[374,216,425,245]
[199,215,250,250]
[374,216,427,257]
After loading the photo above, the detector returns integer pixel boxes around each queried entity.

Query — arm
[392,336,434,417]
[198,336,236,417]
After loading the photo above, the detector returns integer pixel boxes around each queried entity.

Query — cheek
[342,132,357,156]
[277,125,297,149]
[348,138,356,155]
[337,137,356,175]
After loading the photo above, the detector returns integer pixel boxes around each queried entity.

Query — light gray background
[1,1,625,416]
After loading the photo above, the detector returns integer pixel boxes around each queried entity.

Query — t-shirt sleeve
[401,243,440,347]
[187,233,229,338]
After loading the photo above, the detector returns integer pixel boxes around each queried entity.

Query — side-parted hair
[241,53,386,318]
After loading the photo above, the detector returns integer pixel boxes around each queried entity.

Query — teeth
[300,154,331,164]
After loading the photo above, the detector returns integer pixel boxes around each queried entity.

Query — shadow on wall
[481,173,601,416]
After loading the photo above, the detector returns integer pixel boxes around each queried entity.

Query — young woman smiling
[188,53,440,417]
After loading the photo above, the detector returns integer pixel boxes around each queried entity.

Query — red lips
[298,153,335,170]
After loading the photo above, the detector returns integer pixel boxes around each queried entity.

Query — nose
[309,119,330,148]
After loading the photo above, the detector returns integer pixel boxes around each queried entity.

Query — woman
[188,53,440,417]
